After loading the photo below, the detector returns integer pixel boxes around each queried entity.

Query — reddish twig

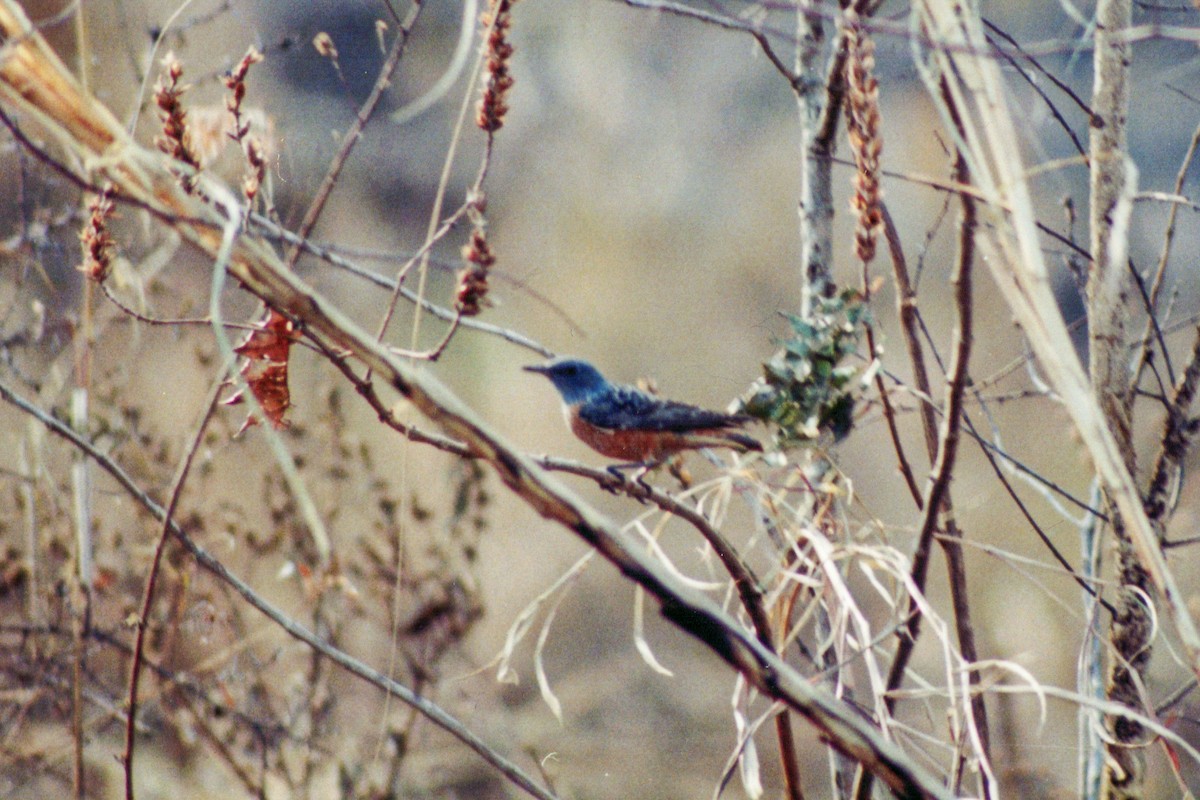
[862,97,987,799]
[123,378,223,800]
[873,208,924,506]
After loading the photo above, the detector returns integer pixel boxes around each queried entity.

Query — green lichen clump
[737,289,873,447]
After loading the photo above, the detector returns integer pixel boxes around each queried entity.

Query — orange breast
[568,410,694,461]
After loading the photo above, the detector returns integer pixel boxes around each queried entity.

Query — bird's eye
[562,365,577,376]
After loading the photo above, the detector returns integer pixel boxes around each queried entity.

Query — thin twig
[982,26,1087,160]
[312,240,586,336]
[283,3,423,272]
[376,0,502,358]
[123,377,223,800]
[932,135,991,794]
[1126,257,1176,392]
[388,308,463,361]
[0,621,295,743]
[617,0,801,88]
[875,206,925,506]
[962,406,1117,614]
[866,94,988,800]
[981,18,1096,116]
[881,204,939,462]
[879,363,1108,520]
[100,283,258,331]
[248,211,554,356]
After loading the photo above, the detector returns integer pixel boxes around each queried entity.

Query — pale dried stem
[1087,1,1152,796]
[1089,0,1135,459]
[795,0,834,316]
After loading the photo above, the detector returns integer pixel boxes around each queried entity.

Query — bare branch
[0,376,562,800]
[123,379,223,800]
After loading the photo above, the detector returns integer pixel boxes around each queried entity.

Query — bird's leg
[631,460,667,494]
[601,462,637,494]
[605,462,633,483]
[603,460,662,499]
[604,461,639,481]
[631,464,653,495]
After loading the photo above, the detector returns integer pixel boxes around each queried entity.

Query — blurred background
[5,0,1200,797]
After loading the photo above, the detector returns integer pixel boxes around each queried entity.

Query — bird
[524,357,761,477]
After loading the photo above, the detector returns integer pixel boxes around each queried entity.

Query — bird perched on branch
[524,357,761,479]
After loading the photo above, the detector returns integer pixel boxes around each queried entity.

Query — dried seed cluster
[154,54,201,192]
[477,0,516,132]
[456,196,494,316]
[79,186,116,283]
[224,47,266,205]
[844,11,882,265]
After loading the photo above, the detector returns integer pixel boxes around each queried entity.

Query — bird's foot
[602,462,658,502]
[631,464,655,496]
[601,465,627,494]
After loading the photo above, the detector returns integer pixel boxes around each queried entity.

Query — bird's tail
[686,429,762,453]
[721,431,763,452]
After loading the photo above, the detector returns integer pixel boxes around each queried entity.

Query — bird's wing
[580,386,744,432]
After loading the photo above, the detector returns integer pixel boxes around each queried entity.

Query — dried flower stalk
[154,54,201,192]
[223,46,266,206]
[477,0,516,132]
[78,185,115,283]
[456,196,494,316]
[844,11,883,265]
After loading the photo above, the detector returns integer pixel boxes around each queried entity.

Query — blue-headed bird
[524,358,761,477]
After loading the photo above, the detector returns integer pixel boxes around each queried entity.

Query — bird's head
[524,358,611,405]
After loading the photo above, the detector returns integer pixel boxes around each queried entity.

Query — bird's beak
[523,363,550,375]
